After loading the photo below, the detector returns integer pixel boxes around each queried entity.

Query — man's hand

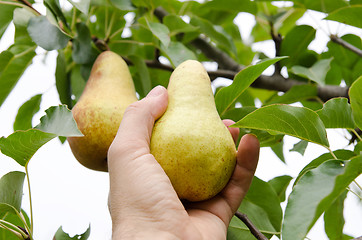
[108,86,260,239]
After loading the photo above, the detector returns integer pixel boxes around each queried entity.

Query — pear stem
[234,211,269,240]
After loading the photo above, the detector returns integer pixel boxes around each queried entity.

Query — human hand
[108,86,260,239]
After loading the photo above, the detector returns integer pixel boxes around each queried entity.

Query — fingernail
[147,86,165,97]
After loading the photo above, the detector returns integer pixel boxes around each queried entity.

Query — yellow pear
[150,60,237,201]
[67,51,138,172]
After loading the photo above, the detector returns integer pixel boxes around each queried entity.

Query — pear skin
[67,51,138,171]
[150,60,237,201]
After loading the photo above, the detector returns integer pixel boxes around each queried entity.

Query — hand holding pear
[150,60,237,201]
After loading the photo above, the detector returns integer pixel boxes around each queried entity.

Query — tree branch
[151,7,350,102]
[234,211,269,240]
[330,34,362,57]
[270,22,283,75]
[124,57,349,102]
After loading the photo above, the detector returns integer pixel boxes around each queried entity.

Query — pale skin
[108,86,260,240]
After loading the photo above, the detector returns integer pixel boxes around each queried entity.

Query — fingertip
[223,119,239,143]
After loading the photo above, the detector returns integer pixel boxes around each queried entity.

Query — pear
[67,51,138,172]
[150,60,237,201]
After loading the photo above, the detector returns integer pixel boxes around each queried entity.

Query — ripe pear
[67,51,138,172]
[150,60,237,201]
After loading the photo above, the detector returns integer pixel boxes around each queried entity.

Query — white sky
[0,1,361,239]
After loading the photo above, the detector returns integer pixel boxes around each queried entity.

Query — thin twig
[234,211,269,240]
[16,0,41,15]
[330,34,362,57]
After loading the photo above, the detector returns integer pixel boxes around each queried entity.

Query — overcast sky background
[0,1,361,239]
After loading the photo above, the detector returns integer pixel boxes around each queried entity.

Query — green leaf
[222,107,257,122]
[0,209,29,240]
[324,190,348,240]
[271,140,285,163]
[280,25,316,67]
[351,0,362,4]
[0,171,25,214]
[316,98,356,129]
[0,46,36,107]
[55,50,72,107]
[53,225,90,240]
[67,0,90,14]
[244,177,283,232]
[232,104,329,147]
[43,0,69,29]
[13,94,42,131]
[70,65,86,103]
[163,14,199,36]
[203,0,257,14]
[215,57,286,116]
[129,56,151,99]
[282,156,362,240]
[72,22,96,64]
[147,22,170,48]
[0,105,82,166]
[110,0,135,10]
[0,4,16,39]
[190,16,237,56]
[35,105,83,136]
[228,177,282,237]
[290,139,308,156]
[13,7,36,27]
[291,58,333,85]
[0,129,57,166]
[265,84,317,105]
[349,76,362,130]
[325,6,362,28]
[294,0,349,13]
[13,8,36,46]
[275,8,306,36]
[27,16,70,51]
[294,150,356,186]
[268,175,293,202]
[354,141,362,155]
[161,41,197,67]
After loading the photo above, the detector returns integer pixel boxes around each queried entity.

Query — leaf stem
[346,187,362,201]
[110,39,154,46]
[351,129,362,141]
[0,0,40,16]
[327,148,338,160]
[25,163,33,234]
[104,4,109,40]
[109,27,125,40]
[105,11,116,41]
[71,7,77,32]
[19,211,32,239]
[0,220,27,239]
[353,180,362,192]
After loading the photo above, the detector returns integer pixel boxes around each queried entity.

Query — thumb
[108,86,168,161]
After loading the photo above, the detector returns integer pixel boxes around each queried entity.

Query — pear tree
[0,0,361,239]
